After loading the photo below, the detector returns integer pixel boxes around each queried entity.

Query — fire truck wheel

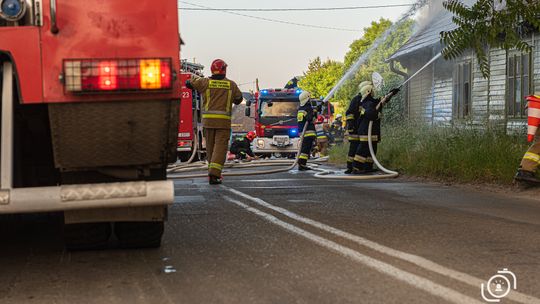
[114,221,164,249]
[64,223,112,251]
[177,151,192,163]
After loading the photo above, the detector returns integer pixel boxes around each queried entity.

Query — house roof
[387,10,455,61]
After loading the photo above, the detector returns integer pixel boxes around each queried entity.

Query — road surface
[1,167,540,304]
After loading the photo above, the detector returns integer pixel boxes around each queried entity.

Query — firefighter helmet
[299,91,311,106]
[335,114,343,120]
[211,59,228,75]
[359,82,374,99]
[246,131,256,141]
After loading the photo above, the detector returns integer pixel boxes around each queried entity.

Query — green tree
[334,19,414,111]
[298,57,343,100]
[441,0,540,78]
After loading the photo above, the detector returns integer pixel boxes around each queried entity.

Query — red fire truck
[246,88,303,156]
[0,0,181,249]
[178,60,204,162]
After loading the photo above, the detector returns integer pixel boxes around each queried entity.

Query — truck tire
[177,151,192,163]
[64,223,112,251]
[115,221,164,249]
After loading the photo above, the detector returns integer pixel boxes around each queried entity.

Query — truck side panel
[40,0,181,103]
[0,27,43,103]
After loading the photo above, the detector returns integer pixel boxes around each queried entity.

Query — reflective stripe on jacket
[190,76,243,129]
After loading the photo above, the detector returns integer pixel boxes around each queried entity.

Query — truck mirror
[246,100,252,107]
[245,107,251,117]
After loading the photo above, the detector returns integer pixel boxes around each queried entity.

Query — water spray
[323,0,429,103]
[399,52,441,88]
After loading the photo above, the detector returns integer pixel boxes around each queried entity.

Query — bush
[328,124,531,184]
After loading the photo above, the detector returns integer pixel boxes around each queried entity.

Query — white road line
[222,195,484,304]
[224,186,540,304]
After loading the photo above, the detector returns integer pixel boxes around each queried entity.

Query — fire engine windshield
[260,100,298,117]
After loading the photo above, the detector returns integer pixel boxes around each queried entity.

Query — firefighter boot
[209,175,223,185]
[514,169,540,184]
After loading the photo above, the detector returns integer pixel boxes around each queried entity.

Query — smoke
[415,0,446,32]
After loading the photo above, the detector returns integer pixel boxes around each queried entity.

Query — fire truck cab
[0,0,181,249]
[246,88,302,156]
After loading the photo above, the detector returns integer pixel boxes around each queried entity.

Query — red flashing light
[98,61,118,90]
[64,58,173,93]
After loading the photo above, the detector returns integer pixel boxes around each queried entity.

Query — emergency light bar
[63,58,173,93]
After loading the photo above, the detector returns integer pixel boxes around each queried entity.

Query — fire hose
[167,103,398,181]
[167,122,314,180]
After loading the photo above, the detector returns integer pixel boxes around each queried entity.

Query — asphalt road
[1,166,540,304]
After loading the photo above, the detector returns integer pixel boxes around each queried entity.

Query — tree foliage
[299,18,413,118]
[441,0,540,78]
[297,57,343,100]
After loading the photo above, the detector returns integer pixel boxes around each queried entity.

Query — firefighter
[330,114,344,144]
[297,91,317,170]
[315,115,329,157]
[230,131,258,161]
[515,93,540,184]
[351,82,399,174]
[187,59,243,184]
[344,81,372,173]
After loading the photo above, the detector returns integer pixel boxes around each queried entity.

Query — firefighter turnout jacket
[297,102,317,138]
[188,75,243,129]
[345,94,364,140]
[230,137,255,158]
[357,95,381,142]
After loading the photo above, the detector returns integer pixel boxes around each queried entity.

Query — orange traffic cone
[526,95,540,142]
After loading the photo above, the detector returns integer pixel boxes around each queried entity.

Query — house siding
[535,33,540,93]
[487,48,507,122]
[408,64,433,122]
[395,33,538,132]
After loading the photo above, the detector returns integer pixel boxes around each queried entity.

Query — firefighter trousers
[353,141,378,171]
[299,136,316,167]
[317,138,329,157]
[205,128,231,177]
[520,135,540,173]
[347,134,360,170]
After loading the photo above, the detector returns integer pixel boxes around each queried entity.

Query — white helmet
[335,114,343,119]
[299,91,311,106]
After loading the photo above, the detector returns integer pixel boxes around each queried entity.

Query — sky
[178,0,415,91]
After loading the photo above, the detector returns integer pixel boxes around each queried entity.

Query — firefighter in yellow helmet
[351,82,399,174]
[297,91,317,170]
[187,59,243,184]
[344,81,372,173]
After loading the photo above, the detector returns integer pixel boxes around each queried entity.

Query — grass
[328,124,531,184]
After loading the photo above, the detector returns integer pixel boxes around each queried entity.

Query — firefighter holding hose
[297,91,317,170]
[345,81,371,173]
[187,59,243,184]
[350,82,399,174]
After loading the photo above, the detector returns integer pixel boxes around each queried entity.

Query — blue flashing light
[289,128,299,137]
[261,90,269,95]
[295,89,302,95]
[2,0,23,18]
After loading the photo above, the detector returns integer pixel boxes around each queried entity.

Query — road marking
[237,178,315,182]
[223,195,484,304]
[233,186,317,189]
[224,186,540,304]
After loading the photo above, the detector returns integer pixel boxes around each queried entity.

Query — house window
[507,52,532,119]
[453,61,472,119]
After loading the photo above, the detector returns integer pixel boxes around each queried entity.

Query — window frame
[452,60,473,119]
[506,51,533,120]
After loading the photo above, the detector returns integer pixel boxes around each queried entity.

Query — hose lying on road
[168,123,311,180]
[313,120,399,180]
[168,102,398,181]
